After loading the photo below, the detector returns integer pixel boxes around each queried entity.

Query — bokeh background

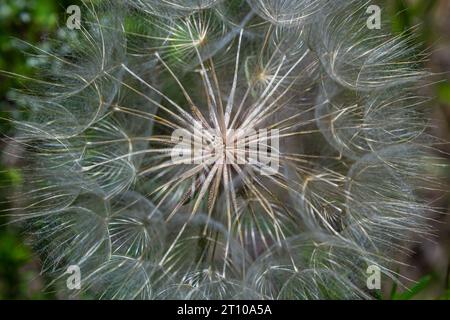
[0,0,449,299]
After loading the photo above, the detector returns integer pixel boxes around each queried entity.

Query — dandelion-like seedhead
[1,0,447,299]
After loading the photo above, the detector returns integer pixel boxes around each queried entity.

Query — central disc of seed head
[189,108,276,172]
[197,121,242,166]
[215,127,243,166]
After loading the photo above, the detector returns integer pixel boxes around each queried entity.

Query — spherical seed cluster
[4,0,444,299]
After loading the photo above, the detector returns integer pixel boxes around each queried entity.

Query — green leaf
[437,82,450,104]
[391,0,411,34]
[392,275,433,300]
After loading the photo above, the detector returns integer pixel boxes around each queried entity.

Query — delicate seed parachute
[0,0,447,299]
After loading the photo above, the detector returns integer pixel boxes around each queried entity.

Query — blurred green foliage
[0,0,448,299]
[0,0,77,300]
[390,0,450,109]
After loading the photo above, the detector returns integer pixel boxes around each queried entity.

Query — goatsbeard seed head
[1,0,446,299]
